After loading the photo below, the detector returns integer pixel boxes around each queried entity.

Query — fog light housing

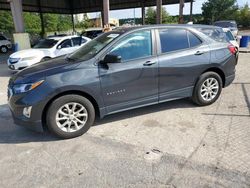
[23,106,32,118]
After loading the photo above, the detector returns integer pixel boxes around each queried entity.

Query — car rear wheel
[192,72,222,106]
[0,46,8,53]
[46,95,95,139]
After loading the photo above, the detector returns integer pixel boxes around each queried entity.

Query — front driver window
[109,30,152,62]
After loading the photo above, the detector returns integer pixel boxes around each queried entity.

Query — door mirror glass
[102,54,122,64]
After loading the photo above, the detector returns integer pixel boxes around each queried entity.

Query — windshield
[33,39,59,49]
[214,21,237,28]
[68,32,120,61]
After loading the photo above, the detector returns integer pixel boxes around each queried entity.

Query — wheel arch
[202,67,226,87]
[41,90,100,130]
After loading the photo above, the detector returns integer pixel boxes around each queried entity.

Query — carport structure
[0,0,194,33]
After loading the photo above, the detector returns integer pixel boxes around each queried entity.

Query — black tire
[0,46,8,53]
[40,57,51,62]
[46,95,95,139]
[192,72,223,106]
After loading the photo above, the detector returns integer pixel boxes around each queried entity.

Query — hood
[10,49,50,59]
[10,56,80,84]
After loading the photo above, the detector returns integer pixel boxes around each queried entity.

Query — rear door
[99,29,158,113]
[157,28,210,101]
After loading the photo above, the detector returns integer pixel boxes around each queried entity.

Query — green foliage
[145,7,177,24]
[0,10,14,33]
[235,4,250,27]
[75,13,93,30]
[23,12,41,34]
[202,0,238,24]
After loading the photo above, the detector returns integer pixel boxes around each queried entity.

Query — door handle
[143,61,157,66]
[194,51,205,55]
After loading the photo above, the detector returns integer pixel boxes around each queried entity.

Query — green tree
[145,7,176,24]
[236,4,250,27]
[75,13,93,30]
[23,12,41,34]
[202,0,238,24]
[0,10,14,33]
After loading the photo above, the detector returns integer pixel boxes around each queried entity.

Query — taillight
[228,44,237,55]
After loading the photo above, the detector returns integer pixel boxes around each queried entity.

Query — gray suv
[8,25,237,139]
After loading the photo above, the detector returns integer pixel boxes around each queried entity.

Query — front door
[99,30,158,114]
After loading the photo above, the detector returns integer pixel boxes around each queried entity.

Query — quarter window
[188,31,202,47]
[109,30,152,62]
[72,37,82,46]
[159,29,189,53]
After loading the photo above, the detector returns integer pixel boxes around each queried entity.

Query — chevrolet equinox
[8,25,237,138]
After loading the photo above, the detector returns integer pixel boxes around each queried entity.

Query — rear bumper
[224,73,235,87]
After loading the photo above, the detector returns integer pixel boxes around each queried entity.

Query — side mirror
[102,54,122,64]
[57,45,62,49]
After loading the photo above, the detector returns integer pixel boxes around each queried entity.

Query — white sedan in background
[8,35,91,70]
[222,28,239,50]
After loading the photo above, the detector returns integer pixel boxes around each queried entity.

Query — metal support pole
[71,14,75,33]
[179,0,185,24]
[156,0,162,24]
[141,2,145,25]
[103,0,110,26]
[37,0,45,38]
[190,0,193,22]
[8,0,24,33]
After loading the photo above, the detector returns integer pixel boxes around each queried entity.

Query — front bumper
[8,87,47,132]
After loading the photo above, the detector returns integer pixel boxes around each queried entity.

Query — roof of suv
[113,24,222,33]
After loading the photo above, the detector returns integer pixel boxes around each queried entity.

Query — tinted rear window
[159,29,189,53]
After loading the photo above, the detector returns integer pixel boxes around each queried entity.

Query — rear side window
[159,29,189,53]
[188,31,202,47]
[72,37,82,46]
[0,36,6,40]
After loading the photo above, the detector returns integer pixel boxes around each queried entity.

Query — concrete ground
[0,53,250,188]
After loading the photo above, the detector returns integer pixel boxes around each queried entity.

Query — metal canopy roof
[0,0,192,14]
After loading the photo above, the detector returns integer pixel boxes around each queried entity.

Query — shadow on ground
[0,98,196,144]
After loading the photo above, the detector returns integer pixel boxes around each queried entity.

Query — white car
[8,35,91,70]
[222,28,239,49]
[0,35,12,53]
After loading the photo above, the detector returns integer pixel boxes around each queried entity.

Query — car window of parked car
[33,39,59,49]
[72,37,82,46]
[0,36,7,40]
[159,29,189,53]
[188,31,202,47]
[81,38,87,44]
[68,32,120,61]
[60,39,72,48]
[109,30,152,62]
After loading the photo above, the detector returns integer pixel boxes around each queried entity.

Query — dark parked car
[8,25,237,139]
[214,20,238,37]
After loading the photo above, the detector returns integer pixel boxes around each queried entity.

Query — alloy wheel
[55,102,88,133]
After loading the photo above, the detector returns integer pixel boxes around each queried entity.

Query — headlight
[12,80,44,94]
[21,56,37,61]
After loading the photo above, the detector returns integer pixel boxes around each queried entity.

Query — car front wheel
[46,95,95,139]
[0,46,8,53]
[192,72,222,106]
